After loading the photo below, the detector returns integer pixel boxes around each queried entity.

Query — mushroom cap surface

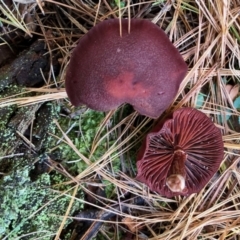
[136,107,224,197]
[65,19,188,118]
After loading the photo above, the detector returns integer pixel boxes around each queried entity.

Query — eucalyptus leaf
[217,108,232,123]
[233,96,240,125]
[233,96,240,109]
[196,93,205,108]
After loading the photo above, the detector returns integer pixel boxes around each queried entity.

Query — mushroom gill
[136,107,224,197]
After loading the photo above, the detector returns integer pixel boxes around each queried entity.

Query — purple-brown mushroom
[136,107,224,197]
[65,19,187,118]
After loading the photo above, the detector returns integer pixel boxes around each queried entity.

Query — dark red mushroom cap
[65,19,187,118]
[136,107,224,197]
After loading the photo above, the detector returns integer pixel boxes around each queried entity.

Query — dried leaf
[225,84,239,101]
[229,85,239,100]
[122,217,143,233]
[225,84,233,94]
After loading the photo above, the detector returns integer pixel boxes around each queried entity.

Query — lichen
[0,96,83,239]
[0,164,83,240]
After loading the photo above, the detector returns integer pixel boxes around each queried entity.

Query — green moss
[51,109,106,172]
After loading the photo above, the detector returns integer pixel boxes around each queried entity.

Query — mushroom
[136,107,224,197]
[65,19,188,118]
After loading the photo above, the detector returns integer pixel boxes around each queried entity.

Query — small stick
[128,0,131,34]
[118,1,122,37]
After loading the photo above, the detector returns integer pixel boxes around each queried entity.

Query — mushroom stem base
[166,149,187,193]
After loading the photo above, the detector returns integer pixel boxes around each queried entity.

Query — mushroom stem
[166,149,187,193]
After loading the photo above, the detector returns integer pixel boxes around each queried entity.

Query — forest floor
[0,0,240,239]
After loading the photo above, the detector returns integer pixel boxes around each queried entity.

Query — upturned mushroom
[136,107,224,197]
[65,18,187,118]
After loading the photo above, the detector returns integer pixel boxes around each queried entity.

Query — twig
[74,197,144,240]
